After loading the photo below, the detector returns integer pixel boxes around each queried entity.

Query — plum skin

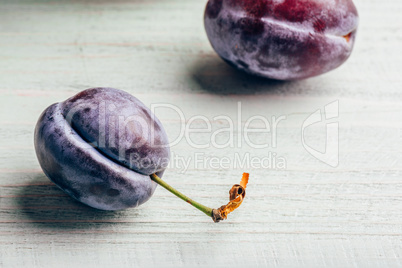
[204,0,359,80]
[34,88,170,210]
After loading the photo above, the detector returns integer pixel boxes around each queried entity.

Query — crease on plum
[61,103,165,177]
[256,15,357,43]
[51,103,157,200]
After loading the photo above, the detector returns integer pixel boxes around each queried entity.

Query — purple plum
[204,0,359,80]
[34,87,170,210]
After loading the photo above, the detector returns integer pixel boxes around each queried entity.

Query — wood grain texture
[0,0,401,267]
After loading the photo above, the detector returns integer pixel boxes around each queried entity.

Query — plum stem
[150,173,213,217]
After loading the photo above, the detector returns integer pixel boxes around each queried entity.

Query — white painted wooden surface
[0,0,401,267]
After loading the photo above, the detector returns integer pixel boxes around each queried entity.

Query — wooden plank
[0,0,401,267]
